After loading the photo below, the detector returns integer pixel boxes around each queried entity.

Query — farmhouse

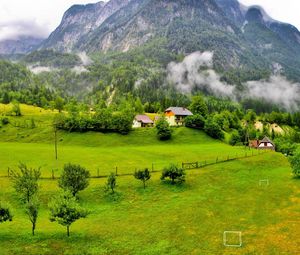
[132,115,154,128]
[164,107,193,126]
[250,136,275,150]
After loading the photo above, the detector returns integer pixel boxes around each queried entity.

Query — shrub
[289,149,300,178]
[185,114,205,129]
[105,173,117,193]
[156,117,172,140]
[134,168,151,189]
[204,117,224,140]
[0,203,13,223]
[161,164,185,184]
[1,117,9,125]
[229,130,242,146]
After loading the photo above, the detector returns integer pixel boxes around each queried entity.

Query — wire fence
[1,149,271,180]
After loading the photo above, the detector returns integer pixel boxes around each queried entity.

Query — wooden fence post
[97,169,100,178]
[7,167,10,177]
[216,157,218,163]
[115,166,118,176]
[52,169,55,179]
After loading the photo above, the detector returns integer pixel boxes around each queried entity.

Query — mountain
[0,36,43,55]
[42,0,131,52]
[36,0,300,81]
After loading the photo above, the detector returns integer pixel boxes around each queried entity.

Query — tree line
[1,162,186,236]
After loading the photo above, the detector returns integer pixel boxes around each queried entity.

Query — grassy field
[0,104,299,254]
[0,153,299,254]
[0,104,249,177]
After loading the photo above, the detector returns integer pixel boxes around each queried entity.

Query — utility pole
[54,123,58,160]
[245,121,249,149]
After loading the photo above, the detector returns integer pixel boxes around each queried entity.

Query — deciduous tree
[49,191,88,237]
[59,164,90,196]
[134,168,151,189]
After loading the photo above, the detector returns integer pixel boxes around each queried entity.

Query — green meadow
[0,104,248,177]
[0,104,299,254]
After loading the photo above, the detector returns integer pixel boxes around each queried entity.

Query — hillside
[0,104,248,177]
[38,0,300,81]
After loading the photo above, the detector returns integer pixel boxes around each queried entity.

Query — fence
[2,149,270,180]
[182,149,269,170]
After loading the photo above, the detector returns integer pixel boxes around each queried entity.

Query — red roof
[135,115,153,124]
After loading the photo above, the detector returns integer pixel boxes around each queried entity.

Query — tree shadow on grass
[102,190,124,203]
[0,231,108,255]
[160,180,190,193]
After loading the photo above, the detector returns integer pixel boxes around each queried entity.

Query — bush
[229,130,242,146]
[105,173,117,193]
[274,138,297,156]
[289,149,300,178]
[156,117,172,140]
[161,164,185,184]
[134,168,151,189]
[204,117,224,140]
[185,114,205,129]
[1,117,9,125]
[0,203,13,223]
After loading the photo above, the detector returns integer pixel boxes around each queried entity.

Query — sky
[0,0,299,42]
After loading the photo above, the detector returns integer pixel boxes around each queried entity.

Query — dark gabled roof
[165,107,193,116]
[259,136,274,146]
[135,115,153,124]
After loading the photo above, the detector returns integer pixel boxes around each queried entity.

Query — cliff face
[42,0,132,52]
[36,0,300,79]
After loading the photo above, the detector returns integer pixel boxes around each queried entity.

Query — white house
[258,137,275,150]
[164,107,193,126]
[132,115,154,128]
[250,136,275,150]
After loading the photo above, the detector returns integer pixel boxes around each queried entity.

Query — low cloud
[0,19,48,41]
[77,52,92,66]
[167,51,234,97]
[246,76,300,111]
[29,66,57,74]
[167,51,300,110]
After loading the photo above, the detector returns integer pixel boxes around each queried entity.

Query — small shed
[132,115,154,128]
[164,107,193,126]
[250,136,275,150]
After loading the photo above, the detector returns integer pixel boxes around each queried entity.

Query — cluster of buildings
[132,107,193,128]
[132,106,275,151]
